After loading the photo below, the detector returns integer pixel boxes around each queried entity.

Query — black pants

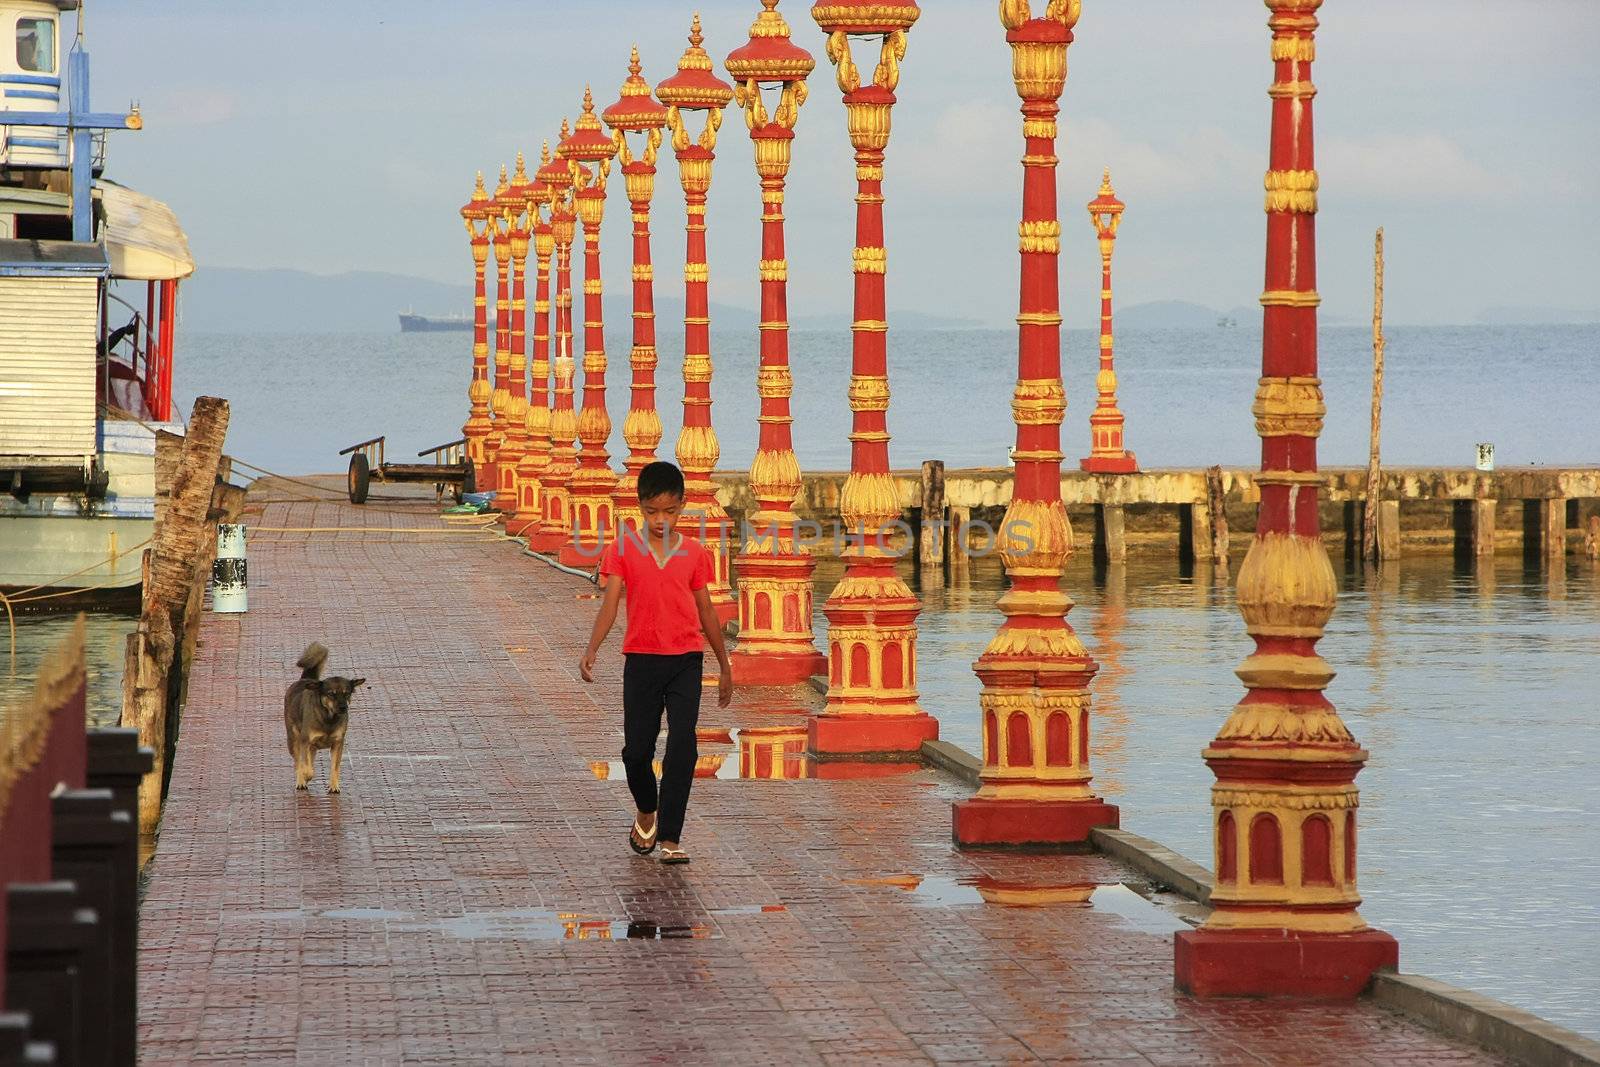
[621,651,703,843]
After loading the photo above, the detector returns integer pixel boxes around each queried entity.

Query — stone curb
[919,739,980,786]
[1371,973,1600,1067]
[1087,826,1215,905]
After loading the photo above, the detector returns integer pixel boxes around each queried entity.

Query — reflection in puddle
[842,875,1191,933]
[589,724,814,781]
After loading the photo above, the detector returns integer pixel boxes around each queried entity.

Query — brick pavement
[136,483,1504,1064]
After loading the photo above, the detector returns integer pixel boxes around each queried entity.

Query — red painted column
[603,49,671,539]
[725,0,827,685]
[459,173,494,487]
[560,90,621,567]
[509,156,550,537]
[1174,0,1399,998]
[535,133,579,553]
[809,0,938,758]
[159,279,176,421]
[144,279,157,415]
[486,167,514,498]
[498,155,535,526]
[953,0,1117,847]
[657,15,738,625]
[1080,169,1137,473]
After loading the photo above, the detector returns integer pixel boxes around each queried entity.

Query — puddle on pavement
[842,875,1192,934]
[403,912,718,941]
[589,724,815,781]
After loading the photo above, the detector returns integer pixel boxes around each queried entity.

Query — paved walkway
[137,483,1502,1065]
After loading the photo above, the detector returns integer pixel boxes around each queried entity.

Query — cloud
[1318,132,1575,202]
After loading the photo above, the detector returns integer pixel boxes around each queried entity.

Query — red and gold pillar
[725,0,827,685]
[1080,168,1137,474]
[809,0,937,757]
[1174,0,1398,998]
[603,49,671,537]
[516,158,558,541]
[497,154,535,523]
[559,89,622,566]
[953,0,1116,846]
[459,172,493,486]
[535,132,580,554]
[486,167,514,494]
[657,15,738,624]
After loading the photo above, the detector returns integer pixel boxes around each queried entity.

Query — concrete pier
[133,481,1507,1062]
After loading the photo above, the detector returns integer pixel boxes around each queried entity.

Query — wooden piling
[948,504,971,577]
[1473,498,1497,558]
[1204,466,1229,566]
[1362,228,1385,563]
[1585,515,1600,559]
[919,460,945,575]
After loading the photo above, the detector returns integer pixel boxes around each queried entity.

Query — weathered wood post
[919,460,945,575]
[1205,465,1229,566]
[1361,228,1385,563]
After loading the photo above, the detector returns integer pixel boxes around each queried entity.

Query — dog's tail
[297,643,329,680]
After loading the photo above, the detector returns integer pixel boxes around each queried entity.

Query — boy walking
[579,461,733,865]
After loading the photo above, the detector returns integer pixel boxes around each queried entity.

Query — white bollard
[1475,443,1496,472]
[213,523,247,613]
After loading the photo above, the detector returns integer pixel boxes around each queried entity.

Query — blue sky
[89,0,1599,326]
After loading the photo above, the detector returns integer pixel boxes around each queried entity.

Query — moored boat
[0,0,191,608]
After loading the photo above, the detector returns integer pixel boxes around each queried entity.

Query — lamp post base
[808,712,938,760]
[952,797,1118,849]
[1174,927,1399,999]
[1080,453,1138,474]
[730,648,827,687]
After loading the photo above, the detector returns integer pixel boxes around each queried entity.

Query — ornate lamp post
[1080,167,1137,473]
[724,0,826,684]
[535,126,580,554]
[459,172,493,487]
[497,153,535,525]
[1174,0,1398,997]
[953,0,1117,847]
[559,89,622,567]
[603,49,671,537]
[509,155,552,537]
[657,14,738,624]
[808,0,937,757]
[487,166,515,492]
[518,153,558,543]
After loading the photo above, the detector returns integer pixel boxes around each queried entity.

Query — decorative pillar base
[1080,453,1138,474]
[730,647,826,687]
[1174,927,1399,999]
[556,540,605,570]
[809,758,925,781]
[808,712,937,760]
[952,797,1118,849]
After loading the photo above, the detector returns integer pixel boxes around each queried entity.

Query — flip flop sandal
[629,818,658,856]
[660,846,690,865]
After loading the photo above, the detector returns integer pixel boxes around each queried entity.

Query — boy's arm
[579,575,624,682]
[694,587,734,707]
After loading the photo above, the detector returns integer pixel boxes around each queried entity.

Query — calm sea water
[171,324,1598,477]
[4,324,1595,1037]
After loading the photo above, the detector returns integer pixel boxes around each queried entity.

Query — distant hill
[170,267,758,335]
[1118,300,1226,328]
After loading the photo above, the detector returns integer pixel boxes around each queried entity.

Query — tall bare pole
[1362,228,1385,563]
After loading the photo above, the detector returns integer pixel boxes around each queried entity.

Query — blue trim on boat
[5,136,62,148]
[0,73,60,86]
[3,89,59,100]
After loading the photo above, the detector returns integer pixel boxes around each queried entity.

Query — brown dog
[284,643,364,793]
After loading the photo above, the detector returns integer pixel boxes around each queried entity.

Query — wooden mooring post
[1204,465,1229,567]
[1362,228,1386,564]
[919,460,945,579]
[122,396,234,840]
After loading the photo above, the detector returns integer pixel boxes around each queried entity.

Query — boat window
[17,17,54,74]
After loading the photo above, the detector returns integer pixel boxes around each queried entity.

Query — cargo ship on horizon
[399,311,472,333]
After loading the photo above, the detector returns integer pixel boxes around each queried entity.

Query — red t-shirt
[599,533,713,655]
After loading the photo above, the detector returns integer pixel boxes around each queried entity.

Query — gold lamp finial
[689,11,704,49]
[629,45,642,77]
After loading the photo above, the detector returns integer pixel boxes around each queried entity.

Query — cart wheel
[348,453,370,505]
[454,463,476,504]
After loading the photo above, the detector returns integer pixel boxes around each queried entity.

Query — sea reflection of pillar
[459,172,493,487]
[953,0,1117,848]
[603,49,671,538]
[497,154,535,527]
[519,150,558,544]
[657,15,739,624]
[487,166,515,491]
[725,0,828,685]
[535,129,580,554]
[808,0,938,759]
[1080,168,1137,474]
[560,89,622,567]
[1174,0,1398,998]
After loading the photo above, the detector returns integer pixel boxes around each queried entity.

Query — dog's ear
[351,678,366,689]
